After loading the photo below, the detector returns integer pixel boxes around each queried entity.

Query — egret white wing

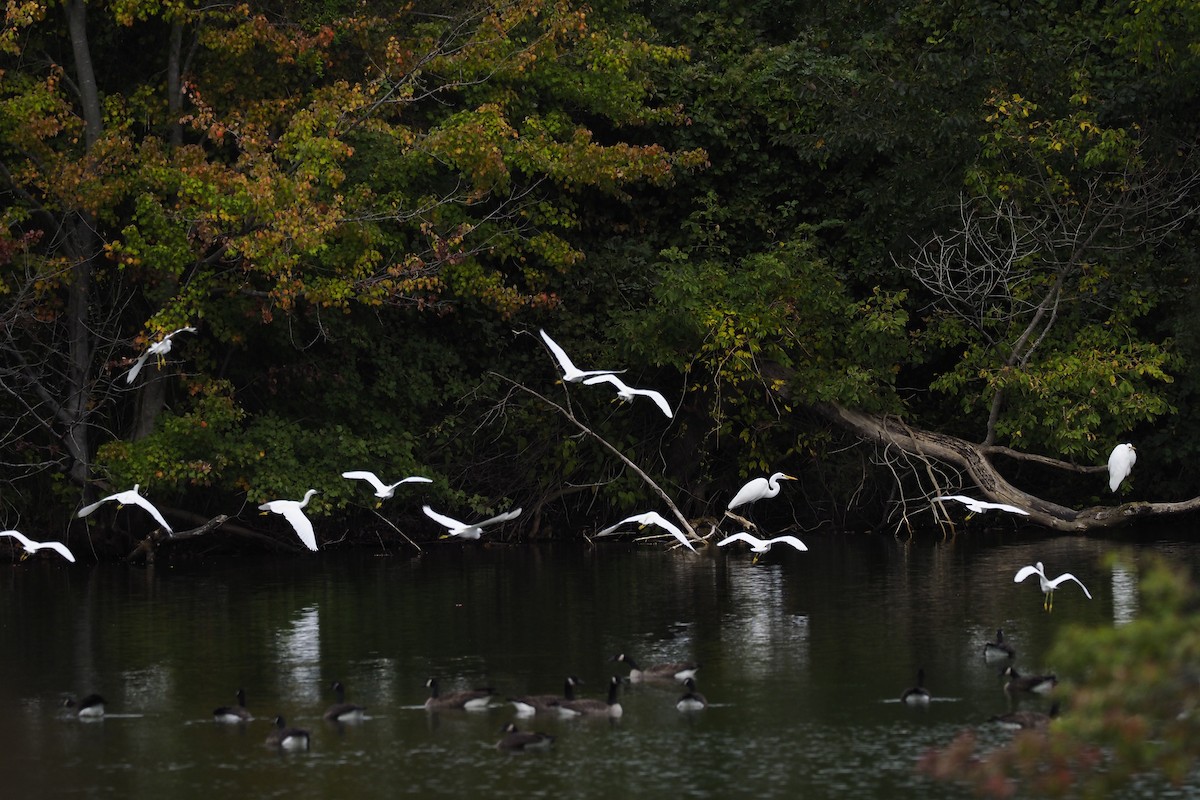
[475,508,522,529]
[765,535,808,552]
[630,387,672,418]
[1047,572,1092,598]
[125,352,152,384]
[1013,565,1043,584]
[342,471,389,494]
[716,532,763,548]
[422,506,469,531]
[597,513,644,536]
[130,495,173,533]
[280,506,318,551]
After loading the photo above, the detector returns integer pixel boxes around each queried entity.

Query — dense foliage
[2,0,1198,542]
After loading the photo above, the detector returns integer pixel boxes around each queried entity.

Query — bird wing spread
[422,505,467,531]
[342,471,388,493]
[1013,565,1043,584]
[716,532,762,548]
[1048,572,1092,598]
[280,506,318,551]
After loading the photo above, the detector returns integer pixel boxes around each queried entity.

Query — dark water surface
[0,530,1191,798]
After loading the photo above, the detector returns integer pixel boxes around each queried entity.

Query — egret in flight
[77,484,173,534]
[581,374,673,418]
[931,495,1030,516]
[126,326,197,384]
[0,530,76,563]
[259,490,319,551]
[597,511,696,552]
[539,329,623,383]
[1108,443,1137,492]
[1014,561,1091,611]
[341,471,432,500]
[422,506,522,540]
[716,532,807,564]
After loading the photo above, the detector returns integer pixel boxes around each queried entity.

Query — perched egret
[727,473,797,511]
[0,530,76,563]
[610,653,698,683]
[323,681,366,723]
[991,703,1059,731]
[716,532,808,563]
[496,721,555,751]
[932,495,1030,516]
[265,716,310,750]
[213,689,252,723]
[258,490,319,551]
[675,678,708,711]
[901,668,932,705]
[77,484,173,534]
[596,511,697,552]
[126,326,197,384]
[341,471,432,500]
[1108,443,1137,492]
[1014,561,1091,611]
[539,329,624,383]
[553,676,623,718]
[422,505,521,540]
[424,678,495,711]
[1002,665,1058,694]
[581,373,673,418]
[983,629,1016,662]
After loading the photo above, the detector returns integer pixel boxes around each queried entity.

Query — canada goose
[983,629,1016,662]
[509,676,581,715]
[990,702,1060,731]
[1014,561,1092,612]
[265,715,310,750]
[64,694,106,718]
[610,653,698,683]
[901,669,932,705]
[1002,666,1058,694]
[323,681,366,723]
[554,676,623,718]
[675,678,708,711]
[424,678,495,711]
[496,721,555,751]
[213,688,252,723]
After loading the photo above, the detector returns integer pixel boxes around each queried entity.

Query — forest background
[3,0,1199,552]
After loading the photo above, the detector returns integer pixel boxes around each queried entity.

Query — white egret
[424,678,495,711]
[1014,561,1092,611]
[727,473,797,511]
[931,495,1030,516]
[497,721,555,751]
[77,484,173,534]
[539,329,624,383]
[553,676,623,718]
[422,505,521,540]
[126,326,197,384]
[596,511,696,552]
[265,716,310,750]
[341,471,432,499]
[323,680,366,723]
[258,490,319,551]
[983,629,1015,662]
[716,532,807,563]
[1108,443,1137,492]
[213,689,252,723]
[581,373,673,418]
[901,668,931,705]
[0,530,76,563]
[675,678,708,711]
[1001,665,1057,694]
[610,653,699,683]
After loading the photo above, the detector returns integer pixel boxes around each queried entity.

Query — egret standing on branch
[126,326,197,384]
[77,484,173,534]
[1014,561,1092,611]
[1108,443,1137,492]
[258,490,320,551]
[728,473,797,511]
[539,329,624,383]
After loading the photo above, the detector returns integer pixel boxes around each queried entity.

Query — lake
[0,528,1186,798]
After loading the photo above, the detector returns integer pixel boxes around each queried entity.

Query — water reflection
[0,533,1194,799]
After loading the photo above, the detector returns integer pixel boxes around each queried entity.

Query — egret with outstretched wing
[259,490,319,551]
[0,530,76,563]
[422,505,522,540]
[1014,561,1091,611]
[597,511,696,552]
[582,374,673,418]
[77,484,173,534]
